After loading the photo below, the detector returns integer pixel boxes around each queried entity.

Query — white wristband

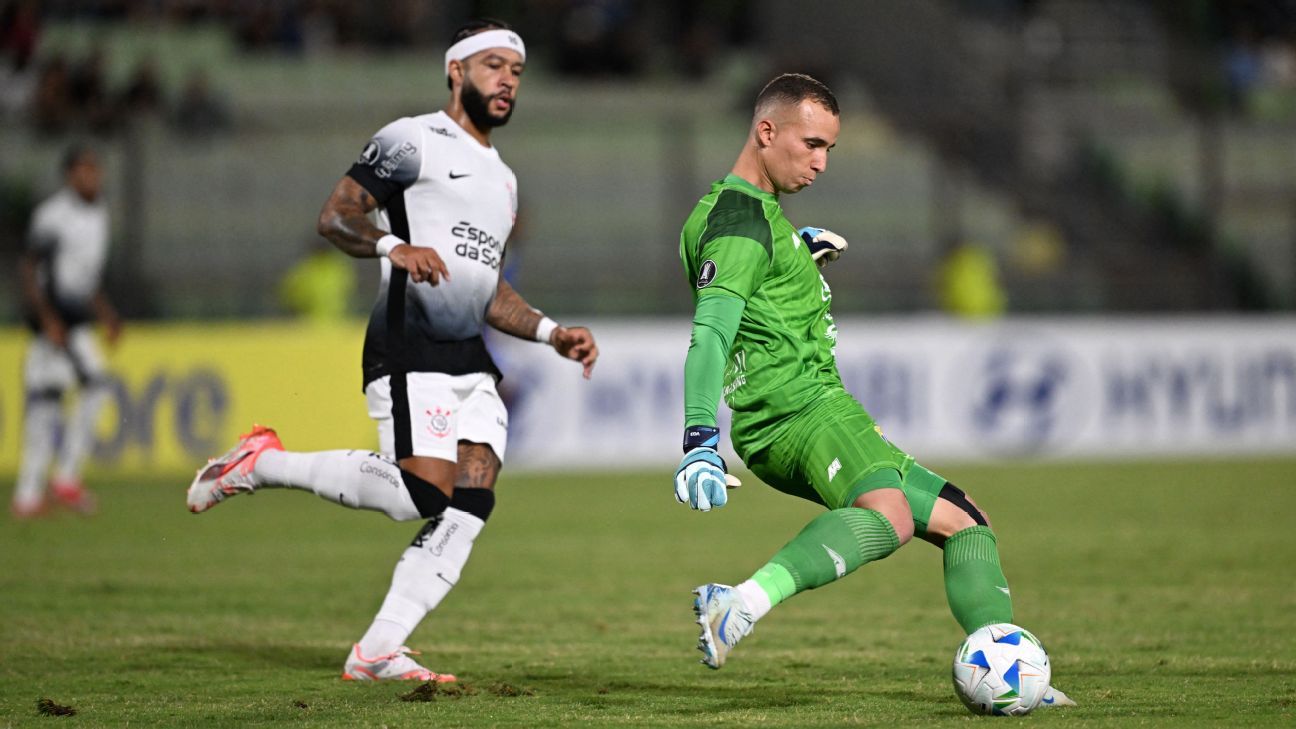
[535,316,559,344]
[375,234,403,258]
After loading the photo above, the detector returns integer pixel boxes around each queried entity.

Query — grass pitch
[2,459,1295,727]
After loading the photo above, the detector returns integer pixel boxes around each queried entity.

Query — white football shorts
[365,371,508,463]
[24,325,108,393]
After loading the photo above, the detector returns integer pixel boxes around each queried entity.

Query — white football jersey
[25,187,110,327]
[347,111,518,387]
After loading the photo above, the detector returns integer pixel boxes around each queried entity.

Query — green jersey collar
[718,174,777,201]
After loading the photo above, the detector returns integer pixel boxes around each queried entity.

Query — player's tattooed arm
[317,176,383,257]
[317,176,449,284]
[487,279,599,378]
[485,279,544,339]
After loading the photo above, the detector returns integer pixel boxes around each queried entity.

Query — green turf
[2,459,1295,727]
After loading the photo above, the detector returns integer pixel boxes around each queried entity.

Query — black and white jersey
[347,111,518,388]
[24,187,110,330]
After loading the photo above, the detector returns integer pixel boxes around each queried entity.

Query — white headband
[444,29,526,76]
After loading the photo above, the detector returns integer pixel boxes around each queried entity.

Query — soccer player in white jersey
[12,146,121,519]
[185,19,598,682]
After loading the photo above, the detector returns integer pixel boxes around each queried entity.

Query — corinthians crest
[426,407,453,438]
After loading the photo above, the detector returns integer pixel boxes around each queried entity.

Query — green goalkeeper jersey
[680,174,844,457]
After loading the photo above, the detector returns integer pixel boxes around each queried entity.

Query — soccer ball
[951,623,1051,716]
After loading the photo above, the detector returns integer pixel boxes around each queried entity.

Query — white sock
[735,579,773,623]
[252,449,423,521]
[54,384,108,482]
[354,619,407,659]
[358,507,486,656]
[14,397,60,507]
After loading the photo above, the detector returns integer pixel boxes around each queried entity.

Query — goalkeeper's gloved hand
[798,226,849,267]
[674,425,741,512]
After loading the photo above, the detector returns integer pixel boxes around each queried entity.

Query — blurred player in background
[186,19,598,681]
[11,145,120,519]
[672,73,1074,706]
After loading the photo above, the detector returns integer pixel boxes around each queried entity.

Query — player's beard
[461,77,514,130]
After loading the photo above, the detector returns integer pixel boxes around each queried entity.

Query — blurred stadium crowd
[1,0,1295,321]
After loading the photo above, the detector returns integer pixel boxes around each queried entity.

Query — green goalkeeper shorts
[741,389,949,533]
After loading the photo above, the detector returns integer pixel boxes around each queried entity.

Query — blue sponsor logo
[961,333,1091,456]
[93,368,229,463]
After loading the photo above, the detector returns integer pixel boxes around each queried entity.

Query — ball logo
[697,259,717,289]
[358,140,381,166]
[955,333,1092,456]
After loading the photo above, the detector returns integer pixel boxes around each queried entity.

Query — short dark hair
[61,144,95,174]
[446,18,515,90]
[754,73,839,117]
[450,17,513,46]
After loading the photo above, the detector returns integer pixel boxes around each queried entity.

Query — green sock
[943,525,1014,633]
[751,508,900,607]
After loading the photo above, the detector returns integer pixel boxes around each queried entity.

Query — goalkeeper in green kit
[674,73,1074,706]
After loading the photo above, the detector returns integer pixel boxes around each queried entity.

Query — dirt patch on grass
[37,698,77,716]
[399,680,478,702]
[486,682,535,698]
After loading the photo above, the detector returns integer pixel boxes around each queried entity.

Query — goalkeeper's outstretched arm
[675,294,746,511]
[683,294,745,428]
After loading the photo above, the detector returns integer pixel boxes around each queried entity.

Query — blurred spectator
[556,0,645,77]
[23,0,764,77]
[68,46,118,132]
[171,69,231,136]
[1223,22,1264,115]
[299,1,340,54]
[1262,38,1296,88]
[1159,0,1296,115]
[0,0,39,69]
[277,237,357,324]
[120,55,164,117]
[31,54,73,134]
[673,0,753,78]
[0,0,40,117]
[233,2,304,53]
[1011,219,1066,278]
[937,241,1007,320]
[68,46,120,133]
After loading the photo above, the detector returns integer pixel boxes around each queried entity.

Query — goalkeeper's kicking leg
[695,470,913,669]
[914,468,1076,707]
[705,462,1025,663]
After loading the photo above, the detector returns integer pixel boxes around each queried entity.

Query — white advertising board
[492,317,1296,469]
